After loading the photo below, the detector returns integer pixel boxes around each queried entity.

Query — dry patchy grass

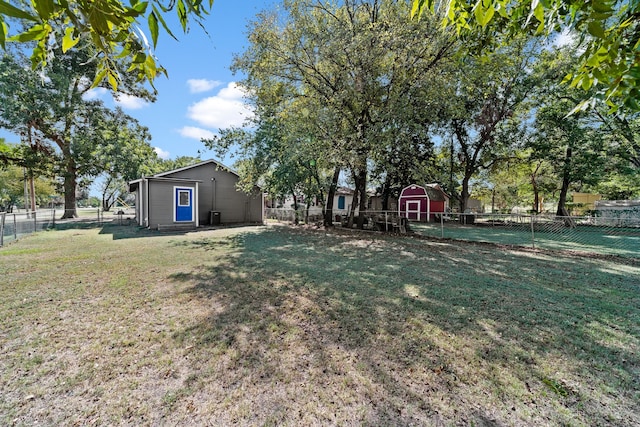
[0,223,638,426]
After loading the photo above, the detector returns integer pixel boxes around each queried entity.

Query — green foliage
[412,0,640,114]
[589,170,640,200]
[436,36,540,212]
[542,377,569,397]
[523,47,632,213]
[91,107,156,181]
[0,0,214,91]
[0,47,153,217]
[80,106,157,210]
[153,155,202,174]
[0,163,57,211]
[217,0,455,222]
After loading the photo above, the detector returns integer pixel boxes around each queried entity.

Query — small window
[178,190,190,206]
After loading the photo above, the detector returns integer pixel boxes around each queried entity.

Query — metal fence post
[441,213,444,238]
[530,215,535,249]
[13,214,17,240]
[33,211,37,232]
[1,212,4,247]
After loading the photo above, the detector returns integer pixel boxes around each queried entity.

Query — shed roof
[336,187,354,195]
[129,159,238,192]
[424,187,447,202]
[154,159,238,178]
[128,176,203,192]
[425,184,450,201]
[399,183,449,202]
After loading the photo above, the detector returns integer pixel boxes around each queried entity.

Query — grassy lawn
[1,223,639,425]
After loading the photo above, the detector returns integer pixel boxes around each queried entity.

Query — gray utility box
[210,211,221,225]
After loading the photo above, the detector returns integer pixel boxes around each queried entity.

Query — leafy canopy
[411,0,640,113]
[0,0,213,91]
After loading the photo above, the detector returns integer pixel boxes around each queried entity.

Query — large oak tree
[0,45,154,218]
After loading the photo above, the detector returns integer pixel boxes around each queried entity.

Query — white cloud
[82,87,109,101]
[187,78,223,93]
[115,94,149,110]
[154,147,170,160]
[187,82,252,129]
[179,126,216,140]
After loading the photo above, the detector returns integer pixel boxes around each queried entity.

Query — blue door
[338,195,345,210]
[175,188,193,222]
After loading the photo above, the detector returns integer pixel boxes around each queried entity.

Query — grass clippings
[1,223,638,425]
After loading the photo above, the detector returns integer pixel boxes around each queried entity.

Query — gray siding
[160,162,263,225]
[131,183,147,227]
[147,180,197,228]
[140,182,148,226]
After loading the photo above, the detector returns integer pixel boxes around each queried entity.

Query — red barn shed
[398,184,449,222]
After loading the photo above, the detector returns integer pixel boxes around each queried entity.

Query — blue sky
[104,0,274,163]
[2,0,274,165]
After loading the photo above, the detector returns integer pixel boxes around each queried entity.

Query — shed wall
[162,163,263,224]
[148,180,196,228]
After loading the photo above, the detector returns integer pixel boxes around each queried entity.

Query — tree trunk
[356,169,367,230]
[102,192,118,212]
[23,168,29,211]
[102,176,112,211]
[324,166,340,227]
[556,147,572,216]
[530,162,542,214]
[491,188,496,213]
[347,174,360,229]
[381,176,392,211]
[28,175,36,212]
[291,190,299,225]
[305,199,310,224]
[460,174,471,217]
[61,148,78,219]
[102,186,120,212]
[382,190,389,211]
[556,175,571,216]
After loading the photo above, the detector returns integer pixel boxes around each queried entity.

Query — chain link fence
[410,213,639,259]
[265,208,639,259]
[0,210,57,247]
[0,208,115,247]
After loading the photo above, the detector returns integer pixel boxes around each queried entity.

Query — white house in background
[266,187,355,216]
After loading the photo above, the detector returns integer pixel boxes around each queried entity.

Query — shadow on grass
[168,227,640,425]
[97,222,266,240]
[96,223,193,240]
[51,219,191,240]
[53,219,106,231]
